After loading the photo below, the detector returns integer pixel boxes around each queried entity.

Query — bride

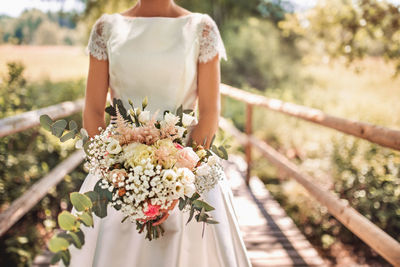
[68,0,252,266]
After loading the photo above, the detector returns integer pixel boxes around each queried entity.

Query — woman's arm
[188,54,221,149]
[83,55,109,137]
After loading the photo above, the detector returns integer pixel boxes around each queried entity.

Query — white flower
[196,163,211,176]
[106,138,122,154]
[176,126,186,138]
[164,112,180,125]
[184,183,196,197]
[182,113,198,127]
[162,169,177,182]
[207,155,220,166]
[178,168,195,184]
[138,110,150,123]
[174,181,185,197]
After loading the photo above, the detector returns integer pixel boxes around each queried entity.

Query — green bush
[0,62,86,266]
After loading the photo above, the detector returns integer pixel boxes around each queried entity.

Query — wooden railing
[0,84,399,265]
[0,99,85,236]
[219,83,400,266]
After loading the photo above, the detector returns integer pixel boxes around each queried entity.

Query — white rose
[106,138,122,154]
[182,113,198,127]
[176,126,186,138]
[164,112,180,125]
[196,163,211,176]
[184,183,196,197]
[138,110,150,123]
[181,168,195,184]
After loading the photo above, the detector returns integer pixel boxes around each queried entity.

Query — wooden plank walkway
[223,155,326,267]
[33,154,326,267]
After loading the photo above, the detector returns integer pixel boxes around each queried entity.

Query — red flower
[174,143,184,150]
[144,203,161,218]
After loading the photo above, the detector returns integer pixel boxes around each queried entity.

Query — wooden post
[245,103,252,185]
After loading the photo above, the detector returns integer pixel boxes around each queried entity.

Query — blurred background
[0,0,399,266]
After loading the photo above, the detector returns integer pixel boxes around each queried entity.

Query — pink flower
[144,203,161,218]
[174,143,184,150]
[175,147,200,170]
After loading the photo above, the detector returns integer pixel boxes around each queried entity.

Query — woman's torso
[87,12,227,117]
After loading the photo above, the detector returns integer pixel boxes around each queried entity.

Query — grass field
[0,45,88,81]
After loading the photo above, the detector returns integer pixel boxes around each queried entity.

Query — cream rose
[175,147,200,170]
[124,143,156,167]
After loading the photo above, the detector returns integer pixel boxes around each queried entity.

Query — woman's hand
[187,54,221,149]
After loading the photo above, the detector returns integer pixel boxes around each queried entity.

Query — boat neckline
[113,12,200,20]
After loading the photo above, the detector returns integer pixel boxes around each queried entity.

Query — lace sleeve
[198,14,228,63]
[86,14,110,61]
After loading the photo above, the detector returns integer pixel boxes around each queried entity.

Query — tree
[280,0,400,74]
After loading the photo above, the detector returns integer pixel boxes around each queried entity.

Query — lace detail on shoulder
[198,14,227,63]
[86,14,110,61]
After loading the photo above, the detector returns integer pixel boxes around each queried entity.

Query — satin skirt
[65,171,252,267]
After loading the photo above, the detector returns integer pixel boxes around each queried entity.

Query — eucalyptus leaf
[70,192,92,212]
[192,199,215,212]
[57,232,81,249]
[75,229,85,247]
[209,134,216,147]
[60,130,77,142]
[39,114,53,131]
[48,236,69,253]
[219,145,228,160]
[186,206,195,225]
[206,219,219,224]
[178,197,186,210]
[51,120,68,138]
[80,128,89,139]
[68,231,82,249]
[58,211,77,231]
[50,251,62,264]
[69,120,78,131]
[79,212,93,227]
[60,250,71,266]
[85,190,108,218]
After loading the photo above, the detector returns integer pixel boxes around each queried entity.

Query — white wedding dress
[67,12,252,267]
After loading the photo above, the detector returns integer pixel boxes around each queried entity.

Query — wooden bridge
[1,84,400,266]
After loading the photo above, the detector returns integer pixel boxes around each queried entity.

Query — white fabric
[67,12,251,267]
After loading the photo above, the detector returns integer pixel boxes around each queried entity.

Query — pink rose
[174,143,184,149]
[175,147,200,170]
[144,203,161,218]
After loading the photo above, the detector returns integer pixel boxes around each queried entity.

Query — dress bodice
[86,12,227,118]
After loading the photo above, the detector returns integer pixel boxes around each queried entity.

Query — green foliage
[0,62,85,267]
[0,9,83,45]
[48,191,98,266]
[331,138,400,242]
[280,0,400,74]
[222,17,303,92]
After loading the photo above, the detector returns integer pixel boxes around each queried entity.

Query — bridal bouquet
[39,98,229,266]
